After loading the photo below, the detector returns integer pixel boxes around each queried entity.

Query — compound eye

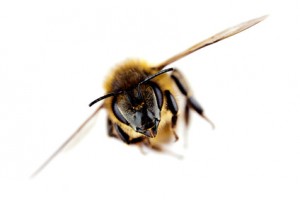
[113,95,141,129]
[112,98,128,125]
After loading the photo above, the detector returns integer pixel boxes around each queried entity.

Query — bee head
[113,83,161,137]
[89,68,173,138]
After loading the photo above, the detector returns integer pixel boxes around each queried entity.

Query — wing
[31,104,104,178]
[154,15,267,70]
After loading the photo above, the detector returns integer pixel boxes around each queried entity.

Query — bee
[32,15,267,177]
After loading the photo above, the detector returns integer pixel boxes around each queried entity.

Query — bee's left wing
[154,15,267,70]
[31,104,104,178]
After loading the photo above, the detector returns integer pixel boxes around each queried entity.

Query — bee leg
[113,123,146,145]
[188,96,215,129]
[173,130,179,142]
[136,143,147,154]
[113,123,131,144]
[112,123,149,154]
[107,118,117,138]
[165,90,179,141]
[171,69,215,128]
[142,138,164,152]
[144,138,183,159]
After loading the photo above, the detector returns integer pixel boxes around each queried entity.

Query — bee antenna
[90,68,173,107]
[89,92,119,107]
[139,68,174,85]
[136,68,173,101]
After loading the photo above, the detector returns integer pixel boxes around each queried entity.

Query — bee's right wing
[31,104,104,178]
[154,15,267,70]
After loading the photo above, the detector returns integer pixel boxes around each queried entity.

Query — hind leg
[165,90,179,141]
[171,69,214,128]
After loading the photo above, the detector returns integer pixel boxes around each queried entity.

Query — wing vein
[155,15,268,70]
[30,104,103,178]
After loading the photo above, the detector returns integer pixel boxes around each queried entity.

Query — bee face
[113,83,161,138]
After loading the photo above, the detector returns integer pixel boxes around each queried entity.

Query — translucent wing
[31,104,103,178]
[31,15,267,178]
[154,15,267,70]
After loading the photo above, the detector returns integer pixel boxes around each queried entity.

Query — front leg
[171,69,214,128]
[107,118,117,138]
[113,123,145,145]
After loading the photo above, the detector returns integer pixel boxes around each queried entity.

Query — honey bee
[32,15,267,177]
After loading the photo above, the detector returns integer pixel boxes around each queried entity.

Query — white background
[1,0,299,199]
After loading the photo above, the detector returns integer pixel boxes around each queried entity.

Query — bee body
[31,16,267,177]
